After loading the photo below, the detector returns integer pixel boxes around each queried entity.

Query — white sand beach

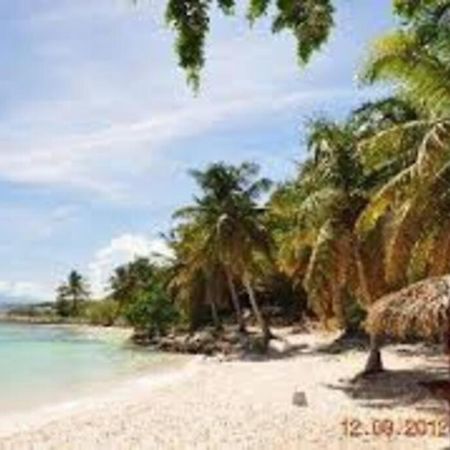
[0,330,449,450]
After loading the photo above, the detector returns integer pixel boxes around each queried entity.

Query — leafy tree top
[161,0,450,90]
[163,0,334,89]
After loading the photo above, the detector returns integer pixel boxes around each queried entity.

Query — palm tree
[56,270,90,317]
[168,221,226,330]
[172,162,273,341]
[354,3,450,372]
[272,120,378,331]
[357,4,450,291]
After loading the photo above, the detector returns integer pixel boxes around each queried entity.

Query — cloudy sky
[0,0,395,302]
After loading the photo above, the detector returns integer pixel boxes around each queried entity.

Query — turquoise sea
[0,323,185,415]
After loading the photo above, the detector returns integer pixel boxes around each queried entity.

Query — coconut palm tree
[272,119,382,331]
[354,3,450,372]
[168,221,226,330]
[356,2,450,289]
[56,270,90,317]
[172,162,273,341]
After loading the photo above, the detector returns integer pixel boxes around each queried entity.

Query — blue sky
[0,0,395,302]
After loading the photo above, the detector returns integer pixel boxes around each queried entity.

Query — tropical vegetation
[34,0,449,372]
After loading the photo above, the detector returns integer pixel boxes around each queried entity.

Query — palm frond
[356,166,415,238]
[362,30,450,116]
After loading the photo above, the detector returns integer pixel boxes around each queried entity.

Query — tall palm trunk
[225,269,246,332]
[242,275,271,344]
[354,242,384,374]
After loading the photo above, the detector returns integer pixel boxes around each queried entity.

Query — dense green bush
[55,297,72,318]
[84,299,119,326]
[125,284,178,336]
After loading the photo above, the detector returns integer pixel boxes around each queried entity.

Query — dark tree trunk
[353,242,383,375]
[363,334,384,375]
[225,269,246,332]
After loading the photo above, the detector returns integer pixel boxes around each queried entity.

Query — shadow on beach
[250,330,370,361]
[325,366,449,413]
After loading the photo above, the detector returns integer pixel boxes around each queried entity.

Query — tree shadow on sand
[391,343,444,359]
[314,332,370,354]
[239,331,396,361]
[325,366,449,412]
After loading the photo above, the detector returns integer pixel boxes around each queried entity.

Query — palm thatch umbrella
[363,275,450,376]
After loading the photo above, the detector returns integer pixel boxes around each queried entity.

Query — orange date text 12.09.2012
[341,417,449,438]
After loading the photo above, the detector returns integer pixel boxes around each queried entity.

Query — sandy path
[0,331,449,450]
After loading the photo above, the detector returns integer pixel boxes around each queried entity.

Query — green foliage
[47,1,450,338]
[139,0,450,93]
[125,284,178,336]
[169,161,273,335]
[269,117,384,328]
[109,257,157,314]
[55,270,90,318]
[341,292,367,333]
[357,1,450,290]
[55,297,72,318]
[84,299,120,326]
[164,0,334,89]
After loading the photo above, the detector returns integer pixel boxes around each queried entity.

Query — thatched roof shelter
[366,275,450,341]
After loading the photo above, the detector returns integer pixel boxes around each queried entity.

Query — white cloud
[0,87,361,202]
[88,233,173,297]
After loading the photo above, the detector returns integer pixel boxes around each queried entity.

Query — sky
[0,0,395,302]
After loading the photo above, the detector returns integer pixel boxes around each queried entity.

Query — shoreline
[0,329,448,449]
[0,353,201,439]
[0,319,135,342]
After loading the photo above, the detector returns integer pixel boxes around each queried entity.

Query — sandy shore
[0,330,449,450]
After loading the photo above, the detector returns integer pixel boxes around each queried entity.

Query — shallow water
[0,323,186,414]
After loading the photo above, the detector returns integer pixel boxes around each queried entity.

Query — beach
[0,329,448,450]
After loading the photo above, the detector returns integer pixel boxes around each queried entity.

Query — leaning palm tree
[172,162,273,341]
[272,120,382,330]
[356,4,450,291]
[354,5,450,371]
[168,221,226,330]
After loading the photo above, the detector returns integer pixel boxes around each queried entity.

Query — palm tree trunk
[225,269,246,332]
[242,275,271,344]
[354,241,384,374]
[363,334,384,374]
[210,300,220,330]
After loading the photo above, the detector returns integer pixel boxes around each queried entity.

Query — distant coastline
[0,313,62,325]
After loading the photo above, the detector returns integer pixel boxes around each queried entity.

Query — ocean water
[0,323,185,415]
